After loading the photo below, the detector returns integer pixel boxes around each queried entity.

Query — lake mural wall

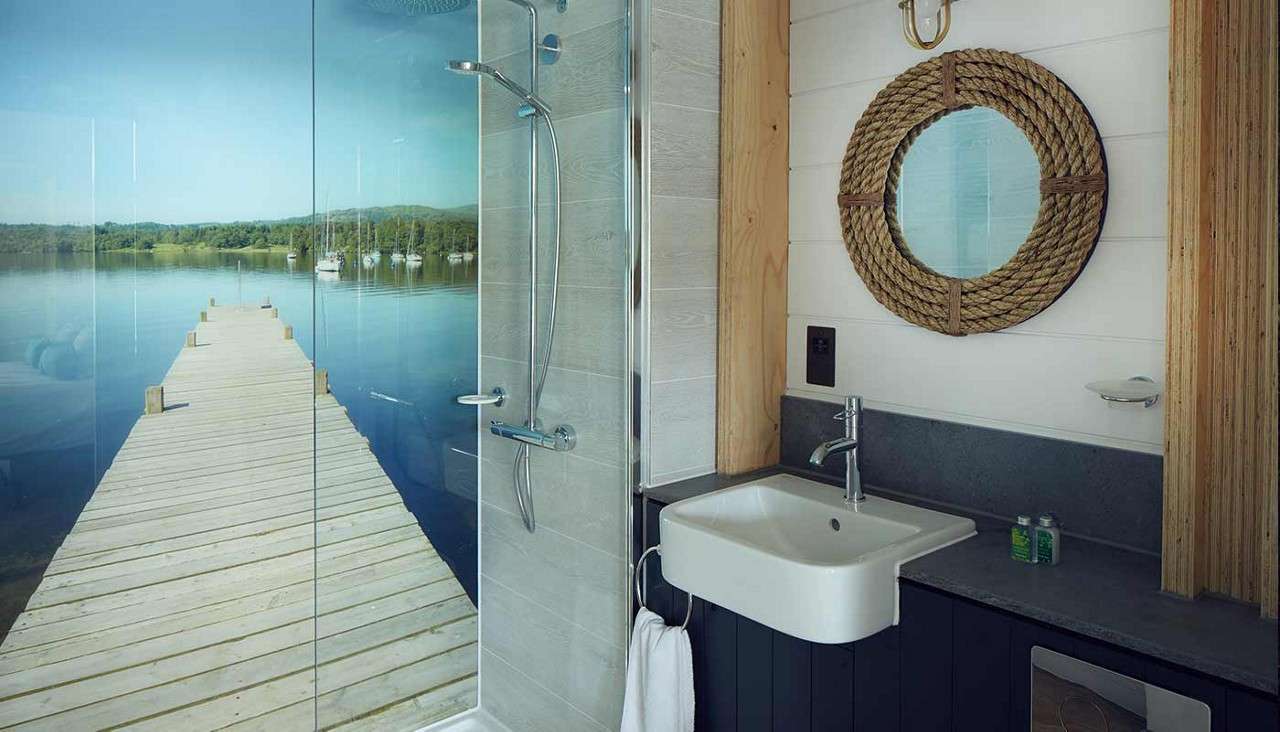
[0,0,479,645]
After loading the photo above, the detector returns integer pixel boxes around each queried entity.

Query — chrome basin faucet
[809,395,864,503]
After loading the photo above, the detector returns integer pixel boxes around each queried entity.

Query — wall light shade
[899,0,953,50]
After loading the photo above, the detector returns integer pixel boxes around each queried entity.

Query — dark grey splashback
[781,395,1163,555]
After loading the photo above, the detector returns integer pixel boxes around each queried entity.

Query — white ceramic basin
[658,473,976,644]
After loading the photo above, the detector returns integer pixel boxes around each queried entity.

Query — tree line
[0,207,478,255]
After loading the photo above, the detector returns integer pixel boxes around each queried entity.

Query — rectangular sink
[658,473,975,644]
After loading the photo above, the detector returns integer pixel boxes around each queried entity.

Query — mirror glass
[895,107,1041,278]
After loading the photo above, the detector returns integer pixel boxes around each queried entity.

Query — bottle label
[1011,526,1034,562]
[1037,529,1056,563]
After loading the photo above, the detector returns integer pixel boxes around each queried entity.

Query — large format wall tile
[481,577,626,728]
[481,198,626,288]
[481,502,628,644]
[651,8,719,110]
[482,20,626,136]
[480,650,606,732]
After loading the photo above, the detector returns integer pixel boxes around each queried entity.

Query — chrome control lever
[455,387,506,407]
[490,421,576,452]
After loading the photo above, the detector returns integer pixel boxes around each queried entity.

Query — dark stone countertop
[641,467,1279,696]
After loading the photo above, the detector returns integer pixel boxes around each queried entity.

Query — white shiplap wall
[787,0,1170,454]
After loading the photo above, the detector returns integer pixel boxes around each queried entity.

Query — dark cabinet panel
[854,627,900,731]
[701,601,738,732]
[772,630,812,729]
[737,617,773,731]
[812,643,854,730]
[952,599,1012,732]
[900,581,954,732]
[1226,687,1280,730]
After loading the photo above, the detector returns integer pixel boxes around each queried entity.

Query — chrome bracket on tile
[455,387,506,407]
[539,33,562,65]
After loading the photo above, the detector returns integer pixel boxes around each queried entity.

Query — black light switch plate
[806,325,836,387]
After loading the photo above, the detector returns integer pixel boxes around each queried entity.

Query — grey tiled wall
[644,0,720,486]
[477,2,630,730]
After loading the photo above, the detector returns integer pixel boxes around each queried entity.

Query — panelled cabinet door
[899,582,955,731]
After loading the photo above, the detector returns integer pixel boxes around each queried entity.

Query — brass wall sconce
[899,0,954,50]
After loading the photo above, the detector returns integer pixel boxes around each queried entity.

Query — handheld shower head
[446,60,492,76]
[446,59,552,117]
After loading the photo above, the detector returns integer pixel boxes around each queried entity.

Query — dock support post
[185,331,197,348]
[200,310,208,323]
[283,325,293,340]
[314,368,329,395]
[144,386,164,415]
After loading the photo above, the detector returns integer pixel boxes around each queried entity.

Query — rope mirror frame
[837,48,1107,336]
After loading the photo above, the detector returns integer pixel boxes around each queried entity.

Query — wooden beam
[717,0,790,474]
[1163,0,1278,619]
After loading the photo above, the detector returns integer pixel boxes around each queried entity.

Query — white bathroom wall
[788,0,1170,454]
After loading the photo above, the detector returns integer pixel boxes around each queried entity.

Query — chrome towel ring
[636,545,694,631]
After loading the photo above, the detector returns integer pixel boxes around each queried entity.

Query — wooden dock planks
[0,305,477,730]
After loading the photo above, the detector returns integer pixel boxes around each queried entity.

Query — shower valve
[490,421,576,452]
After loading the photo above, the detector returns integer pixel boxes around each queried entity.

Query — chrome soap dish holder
[1085,376,1161,408]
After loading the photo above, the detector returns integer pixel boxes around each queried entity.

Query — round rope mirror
[837,49,1107,336]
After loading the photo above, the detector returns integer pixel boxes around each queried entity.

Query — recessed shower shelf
[1085,376,1162,408]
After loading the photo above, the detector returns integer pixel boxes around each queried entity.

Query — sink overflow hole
[830,518,841,531]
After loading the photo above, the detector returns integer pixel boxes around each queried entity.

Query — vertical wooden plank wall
[717,0,790,474]
[1163,0,1279,618]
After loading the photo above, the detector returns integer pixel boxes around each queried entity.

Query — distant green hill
[269,204,478,226]
[0,205,478,254]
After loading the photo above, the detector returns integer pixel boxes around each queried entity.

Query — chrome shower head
[446,59,552,117]
[366,0,470,15]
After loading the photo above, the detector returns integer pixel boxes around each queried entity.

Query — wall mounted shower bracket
[539,33,561,65]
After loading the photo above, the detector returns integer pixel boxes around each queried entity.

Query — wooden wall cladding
[717,0,790,474]
[1163,0,1279,618]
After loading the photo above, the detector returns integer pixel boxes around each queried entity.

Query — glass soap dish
[1085,376,1161,408]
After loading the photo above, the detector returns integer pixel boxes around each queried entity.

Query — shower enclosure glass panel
[0,1,320,728]
[313,0,480,726]
[476,1,632,728]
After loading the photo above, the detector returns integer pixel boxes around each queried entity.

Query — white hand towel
[620,607,695,732]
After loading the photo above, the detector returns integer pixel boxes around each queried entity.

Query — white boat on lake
[315,256,341,273]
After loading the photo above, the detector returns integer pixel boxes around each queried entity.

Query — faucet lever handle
[832,409,851,421]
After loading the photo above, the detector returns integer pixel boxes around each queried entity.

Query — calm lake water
[0,250,478,633]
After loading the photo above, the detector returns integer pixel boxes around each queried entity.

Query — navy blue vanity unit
[635,478,1279,732]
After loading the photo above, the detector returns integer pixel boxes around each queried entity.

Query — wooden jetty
[0,304,477,730]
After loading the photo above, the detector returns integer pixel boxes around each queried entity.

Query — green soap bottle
[1036,514,1061,565]
[1011,515,1036,563]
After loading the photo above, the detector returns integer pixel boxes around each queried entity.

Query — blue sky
[0,0,478,225]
